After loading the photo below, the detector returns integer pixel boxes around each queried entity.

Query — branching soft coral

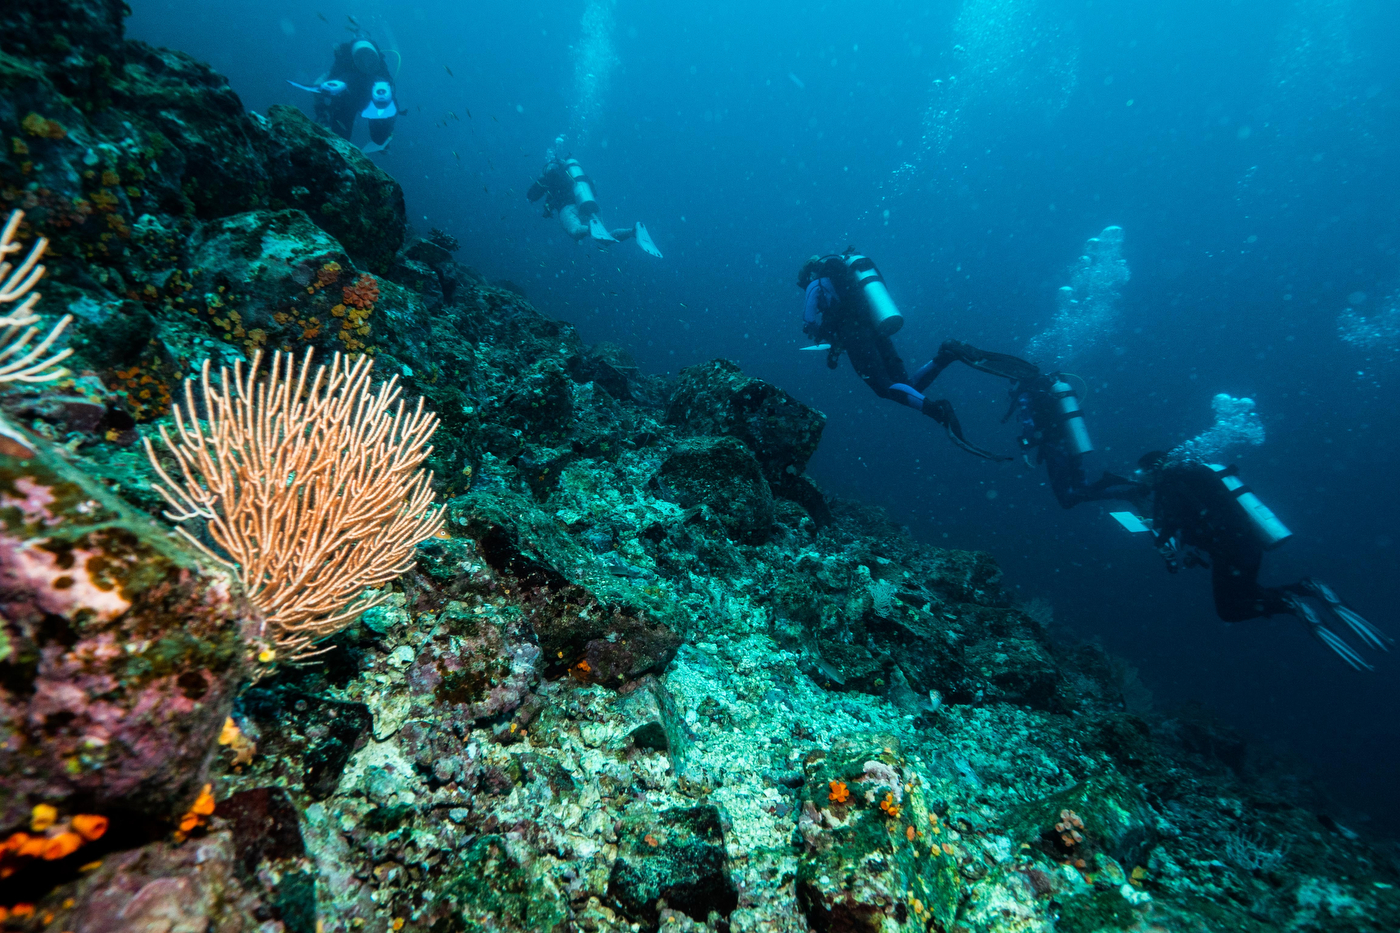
[0,209,75,456]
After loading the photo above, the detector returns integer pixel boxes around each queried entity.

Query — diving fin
[288,80,322,93]
[922,398,1013,463]
[588,215,618,242]
[1285,593,1373,671]
[1301,579,1392,652]
[361,139,391,154]
[634,223,662,258]
[1333,604,1392,652]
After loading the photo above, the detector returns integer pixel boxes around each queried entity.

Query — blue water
[129,0,1400,832]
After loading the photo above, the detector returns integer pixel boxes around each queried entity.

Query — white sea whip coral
[0,209,75,455]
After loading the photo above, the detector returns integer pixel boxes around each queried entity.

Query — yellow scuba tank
[1206,464,1293,550]
[562,159,597,215]
[1049,377,1094,456]
[839,253,904,337]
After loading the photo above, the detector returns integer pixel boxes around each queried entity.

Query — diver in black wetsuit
[291,36,398,152]
[796,253,1009,461]
[901,337,1145,506]
[527,142,661,257]
[1137,451,1391,670]
[1007,373,1145,509]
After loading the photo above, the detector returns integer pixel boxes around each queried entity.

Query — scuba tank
[1206,463,1293,549]
[1049,377,1093,456]
[839,253,904,337]
[562,159,598,215]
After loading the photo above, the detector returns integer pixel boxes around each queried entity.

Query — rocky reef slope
[3,3,1399,931]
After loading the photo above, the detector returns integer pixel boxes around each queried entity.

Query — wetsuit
[1149,461,1301,622]
[801,260,1005,460]
[1013,374,1144,509]
[321,41,396,144]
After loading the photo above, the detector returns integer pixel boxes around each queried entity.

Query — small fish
[484,186,489,193]
[317,12,329,23]
[452,150,460,161]
[491,115,498,122]
[679,302,688,309]
[788,72,805,89]
[465,109,472,119]
[445,65,454,77]
[449,111,459,121]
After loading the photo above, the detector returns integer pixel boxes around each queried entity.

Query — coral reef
[0,4,1398,933]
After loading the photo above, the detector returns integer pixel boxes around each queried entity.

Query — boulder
[796,737,960,932]
[655,436,775,544]
[666,359,826,489]
[0,434,257,830]
[35,831,265,933]
[263,105,406,274]
[608,805,737,931]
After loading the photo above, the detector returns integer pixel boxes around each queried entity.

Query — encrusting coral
[144,348,443,662]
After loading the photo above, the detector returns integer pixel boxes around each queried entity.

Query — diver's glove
[1300,579,1393,653]
[922,398,1013,462]
[1157,536,1184,573]
[1283,592,1374,671]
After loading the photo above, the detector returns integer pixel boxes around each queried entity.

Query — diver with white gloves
[527,140,661,257]
[291,33,398,153]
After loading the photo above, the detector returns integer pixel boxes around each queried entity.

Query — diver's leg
[558,205,590,241]
[839,325,904,402]
[369,116,395,145]
[1043,448,1088,509]
[1210,550,1274,623]
[609,226,637,242]
[913,340,1041,391]
[1083,470,1151,505]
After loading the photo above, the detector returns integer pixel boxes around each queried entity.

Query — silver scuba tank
[1049,377,1093,456]
[1206,463,1293,549]
[840,253,904,337]
[563,159,598,215]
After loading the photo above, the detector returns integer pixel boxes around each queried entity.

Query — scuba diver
[893,337,1144,505]
[526,140,662,257]
[796,251,1010,461]
[1135,451,1391,670]
[1005,371,1146,509]
[291,31,398,153]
